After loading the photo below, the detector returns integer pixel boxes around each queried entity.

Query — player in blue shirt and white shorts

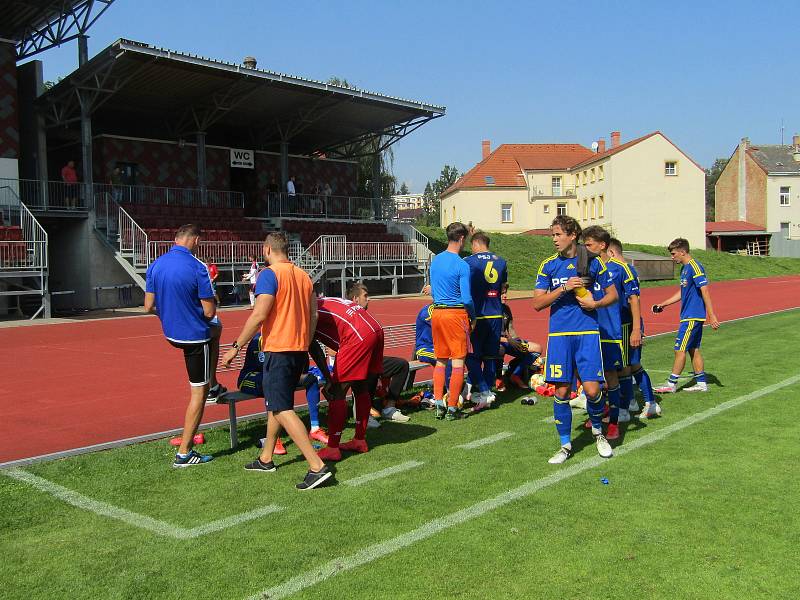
[464,231,507,411]
[533,216,618,464]
[653,238,720,393]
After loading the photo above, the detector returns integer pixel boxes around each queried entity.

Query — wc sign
[230,148,254,169]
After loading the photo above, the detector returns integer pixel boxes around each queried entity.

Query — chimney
[243,56,257,69]
[482,140,491,160]
[793,134,800,148]
[740,137,749,150]
[597,139,606,153]
[610,131,621,148]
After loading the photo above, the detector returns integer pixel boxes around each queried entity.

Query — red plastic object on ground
[169,433,205,447]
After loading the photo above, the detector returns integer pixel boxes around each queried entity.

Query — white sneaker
[382,407,410,422]
[683,383,708,392]
[595,434,613,458]
[548,445,573,464]
[628,398,640,412]
[485,392,497,406]
[654,383,676,394]
[472,391,490,411]
[569,393,587,410]
[640,401,662,419]
[367,415,381,429]
[618,408,631,423]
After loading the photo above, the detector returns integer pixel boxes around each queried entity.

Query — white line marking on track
[2,468,283,539]
[344,461,423,487]
[456,431,514,449]
[247,374,800,600]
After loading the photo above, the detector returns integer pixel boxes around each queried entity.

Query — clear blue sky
[28,0,800,193]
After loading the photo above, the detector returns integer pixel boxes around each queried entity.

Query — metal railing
[147,241,265,266]
[0,186,48,271]
[266,193,396,220]
[530,185,576,198]
[119,206,150,268]
[0,178,245,212]
[386,222,432,262]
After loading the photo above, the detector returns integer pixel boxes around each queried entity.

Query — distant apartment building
[392,193,424,211]
[440,132,705,248]
[714,136,800,257]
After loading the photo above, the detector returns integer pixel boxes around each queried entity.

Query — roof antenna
[781,118,785,146]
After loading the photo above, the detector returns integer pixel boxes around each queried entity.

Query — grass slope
[1,311,799,599]
[416,226,800,290]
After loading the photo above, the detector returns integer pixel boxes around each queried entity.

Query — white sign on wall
[230,148,254,169]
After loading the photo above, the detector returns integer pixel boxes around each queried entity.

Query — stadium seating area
[126,204,263,241]
[282,219,404,246]
[0,226,26,264]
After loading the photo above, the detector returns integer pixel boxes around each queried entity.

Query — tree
[705,158,728,221]
[399,182,409,195]
[417,165,460,227]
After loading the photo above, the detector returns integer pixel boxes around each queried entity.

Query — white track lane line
[2,468,282,539]
[343,461,424,487]
[456,431,514,449]
[247,373,800,600]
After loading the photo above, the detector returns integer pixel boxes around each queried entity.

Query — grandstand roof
[39,38,445,158]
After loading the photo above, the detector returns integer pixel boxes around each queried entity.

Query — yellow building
[441,132,705,248]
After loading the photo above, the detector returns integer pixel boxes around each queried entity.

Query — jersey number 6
[483,261,499,283]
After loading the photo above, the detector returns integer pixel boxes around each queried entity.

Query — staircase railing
[0,186,48,271]
[293,236,325,282]
[119,206,150,268]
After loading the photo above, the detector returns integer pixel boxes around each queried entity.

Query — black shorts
[169,340,211,387]
[262,351,308,413]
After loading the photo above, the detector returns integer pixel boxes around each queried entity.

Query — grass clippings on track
[1,310,799,600]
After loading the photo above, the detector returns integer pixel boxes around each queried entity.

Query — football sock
[619,375,634,408]
[586,392,604,432]
[632,367,655,403]
[353,390,372,440]
[668,373,680,386]
[465,355,487,393]
[448,367,465,408]
[325,399,347,448]
[305,379,320,429]
[693,371,707,384]
[553,395,573,446]
[607,386,621,424]
[482,359,496,391]
[433,364,446,401]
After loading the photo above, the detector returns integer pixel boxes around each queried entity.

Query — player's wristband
[560,284,567,294]
[231,341,241,351]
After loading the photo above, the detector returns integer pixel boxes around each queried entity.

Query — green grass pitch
[2,310,799,599]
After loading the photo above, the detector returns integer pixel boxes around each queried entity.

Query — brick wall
[0,43,19,159]
[744,152,767,228]
[715,151,738,222]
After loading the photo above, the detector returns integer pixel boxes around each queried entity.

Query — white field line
[2,468,282,539]
[247,373,800,600]
[456,432,514,449]
[344,461,423,487]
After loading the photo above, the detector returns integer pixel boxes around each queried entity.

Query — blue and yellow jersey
[609,257,639,324]
[414,303,435,359]
[591,259,623,341]
[535,253,612,334]
[680,259,708,321]
[464,252,507,318]
[237,333,264,395]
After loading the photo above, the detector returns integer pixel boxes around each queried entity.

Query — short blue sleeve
[591,257,613,288]
[197,262,215,299]
[145,263,155,293]
[255,268,278,296]
[692,262,708,288]
[535,259,551,290]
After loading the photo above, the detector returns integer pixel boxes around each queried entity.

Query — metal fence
[266,193,396,220]
[0,185,48,271]
[0,178,90,211]
[530,185,577,198]
[148,241,265,266]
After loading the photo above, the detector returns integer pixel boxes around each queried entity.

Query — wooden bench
[213,322,428,448]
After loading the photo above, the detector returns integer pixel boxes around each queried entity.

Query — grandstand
[0,18,444,317]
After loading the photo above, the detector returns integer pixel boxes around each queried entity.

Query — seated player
[496,283,543,389]
[315,290,385,461]
[237,334,329,452]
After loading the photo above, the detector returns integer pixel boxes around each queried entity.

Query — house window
[485,175,495,185]
[591,197,596,219]
[582,199,588,220]
[501,203,513,223]
[780,186,791,206]
[590,168,596,183]
[556,202,567,216]
[598,165,604,180]
[552,176,562,197]
[543,204,550,214]
[781,222,790,239]
[575,174,581,188]
[582,171,588,185]
[599,194,605,218]
[665,161,677,176]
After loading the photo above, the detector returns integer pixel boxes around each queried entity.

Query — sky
[27,0,800,193]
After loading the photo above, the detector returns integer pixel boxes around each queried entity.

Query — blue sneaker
[173,450,213,468]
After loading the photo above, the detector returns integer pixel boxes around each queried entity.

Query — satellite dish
[591,141,599,152]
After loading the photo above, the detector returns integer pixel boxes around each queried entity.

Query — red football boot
[339,438,369,453]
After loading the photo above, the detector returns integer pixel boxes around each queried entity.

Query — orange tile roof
[443,143,594,197]
[706,220,765,233]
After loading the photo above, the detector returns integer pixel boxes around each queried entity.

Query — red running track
[1,275,798,465]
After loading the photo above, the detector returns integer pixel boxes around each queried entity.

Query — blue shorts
[674,320,703,351]
[238,370,263,397]
[601,340,623,372]
[544,332,604,384]
[262,351,308,413]
[469,318,503,358]
[415,347,437,366]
